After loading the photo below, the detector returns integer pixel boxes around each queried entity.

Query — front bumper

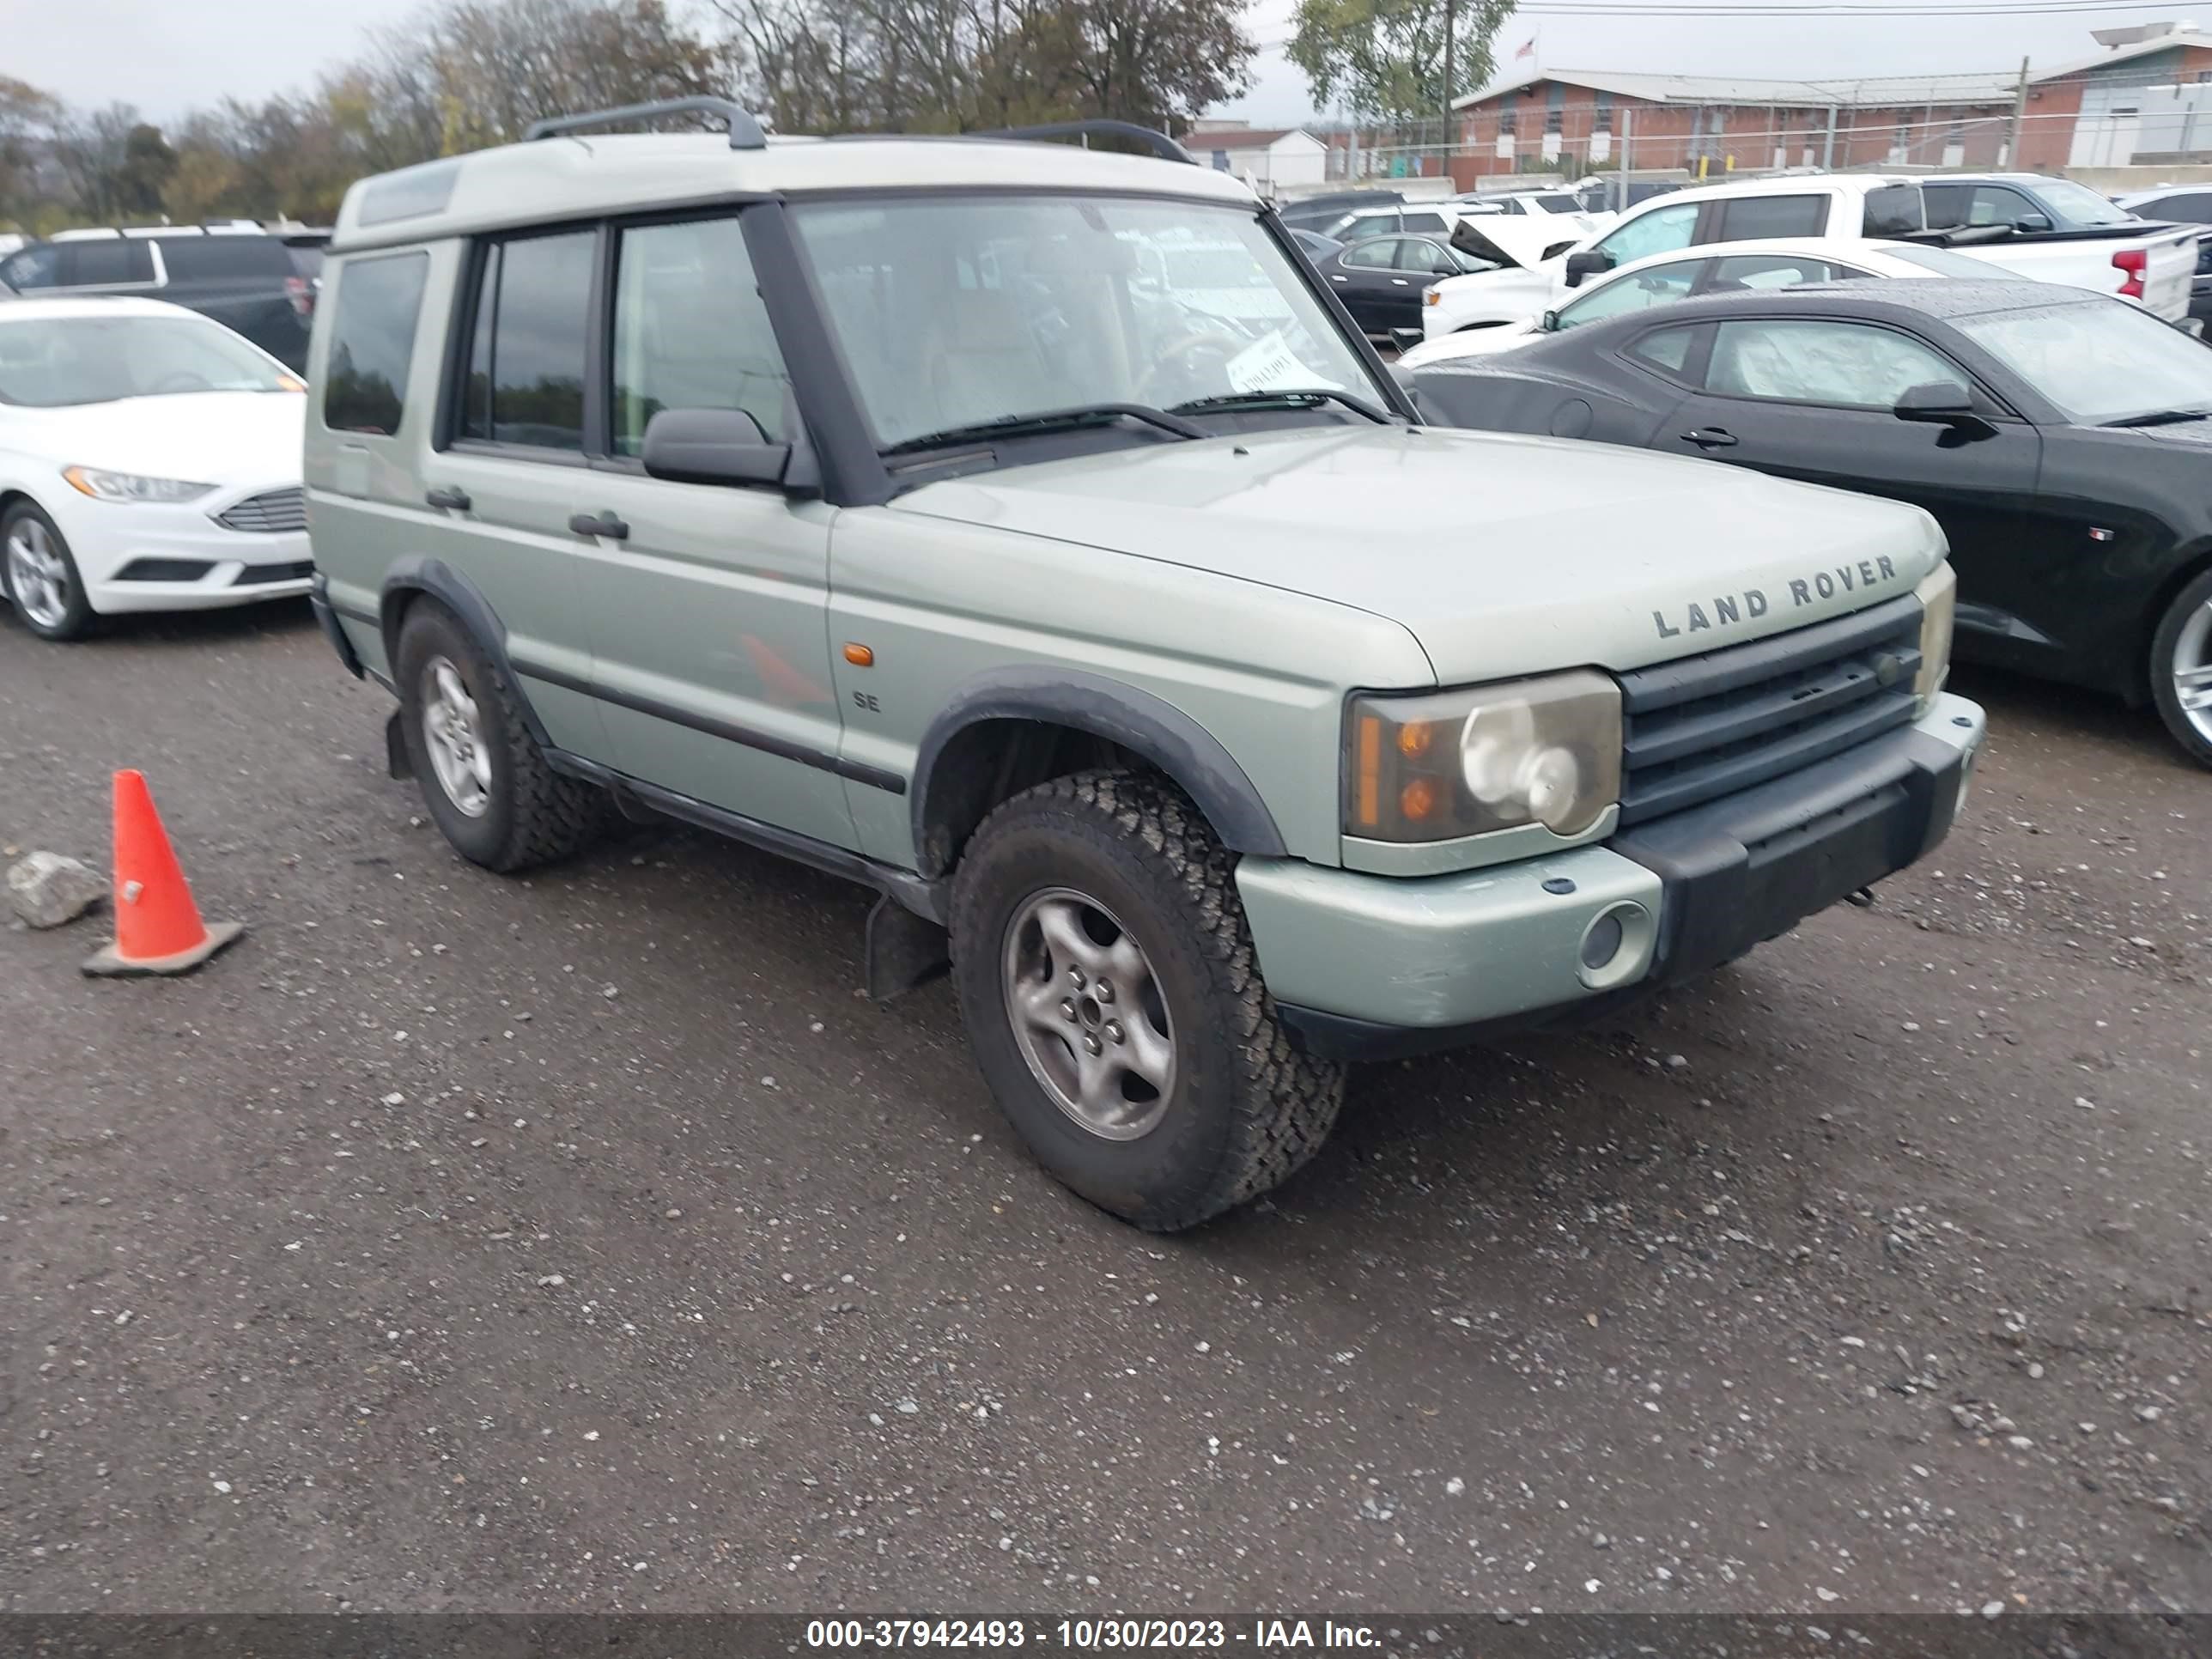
[1248,692,1984,1061]
[57,489,313,615]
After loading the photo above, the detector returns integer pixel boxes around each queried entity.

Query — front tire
[2149,566,2212,770]
[393,600,612,872]
[949,770,1345,1231]
[2,502,94,641]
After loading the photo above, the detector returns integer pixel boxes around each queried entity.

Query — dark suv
[0,228,313,368]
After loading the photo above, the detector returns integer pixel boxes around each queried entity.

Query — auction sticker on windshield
[1226,329,1332,392]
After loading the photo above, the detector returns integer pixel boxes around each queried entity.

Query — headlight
[1346,670,1623,842]
[62,466,215,505]
[1914,562,1956,708]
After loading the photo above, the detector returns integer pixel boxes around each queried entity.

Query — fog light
[1577,901,1653,990]
[1580,912,1624,970]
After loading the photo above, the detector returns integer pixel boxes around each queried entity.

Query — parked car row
[1410,279,2212,769]
[0,222,329,369]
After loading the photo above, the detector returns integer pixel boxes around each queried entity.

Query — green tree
[1286,0,1514,125]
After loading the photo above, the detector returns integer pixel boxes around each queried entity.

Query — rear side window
[611,216,789,457]
[157,237,295,281]
[456,229,594,451]
[65,240,155,287]
[1715,195,1826,241]
[1862,185,1926,237]
[323,251,428,436]
[1401,211,1448,233]
[1626,325,1698,377]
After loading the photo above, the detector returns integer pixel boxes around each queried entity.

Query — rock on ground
[5,851,104,929]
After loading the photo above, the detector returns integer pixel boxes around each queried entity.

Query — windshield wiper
[1169,387,1395,424]
[882,402,1206,458]
[2102,407,2212,428]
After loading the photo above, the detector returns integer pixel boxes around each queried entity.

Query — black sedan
[1315,232,1494,340]
[1413,281,2212,768]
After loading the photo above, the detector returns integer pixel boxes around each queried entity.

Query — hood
[12,391,307,489]
[1451,216,1580,272]
[894,424,1945,685]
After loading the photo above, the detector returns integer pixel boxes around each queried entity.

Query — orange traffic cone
[82,770,244,978]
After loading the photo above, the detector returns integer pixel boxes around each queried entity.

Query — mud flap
[865,895,949,1000]
[385,709,410,781]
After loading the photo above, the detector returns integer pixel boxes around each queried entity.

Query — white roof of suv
[334,131,1259,252]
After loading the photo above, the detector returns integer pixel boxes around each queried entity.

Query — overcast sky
[4,0,2187,126]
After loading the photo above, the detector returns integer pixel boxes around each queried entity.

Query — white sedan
[1397,238,2004,370]
[0,296,311,641]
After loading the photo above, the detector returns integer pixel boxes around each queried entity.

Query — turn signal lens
[1913,562,1956,708]
[1400,778,1438,820]
[1395,720,1433,758]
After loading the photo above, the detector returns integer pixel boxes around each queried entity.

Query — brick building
[1448,70,2020,188]
[1446,21,2212,188]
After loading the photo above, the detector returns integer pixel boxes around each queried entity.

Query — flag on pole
[1514,36,1535,60]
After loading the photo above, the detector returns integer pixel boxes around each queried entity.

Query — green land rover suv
[305,100,1984,1231]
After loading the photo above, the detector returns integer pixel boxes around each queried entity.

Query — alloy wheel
[5,518,70,631]
[1000,886,1178,1140]
[2174,597,2212,745]
[421,655,492,818]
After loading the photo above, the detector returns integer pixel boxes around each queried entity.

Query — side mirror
[1389,326,1425,353]
[2013,211,2053,234]
[641,406,790,488]
[1538,309,1562,332]
[1562,248,1613,288]
[1894,380,1994,437]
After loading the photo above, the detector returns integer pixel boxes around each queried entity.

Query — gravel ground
[2,599,2206,1616]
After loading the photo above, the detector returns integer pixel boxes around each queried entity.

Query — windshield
[2034,178,2135,228]
[0,313,291,407]
[1956,299,2212,424]
[792,194,1380,451]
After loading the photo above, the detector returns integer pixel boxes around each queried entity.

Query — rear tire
[949,769,1345,1232]
[2,501,94,641]
[2149,565,2212,770]
[393,600,612,871]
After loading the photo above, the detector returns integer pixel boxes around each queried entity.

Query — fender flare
[379,557,553,751]
[911,668,1288,875]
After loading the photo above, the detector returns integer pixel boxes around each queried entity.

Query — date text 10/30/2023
[804,1620,1382,1650]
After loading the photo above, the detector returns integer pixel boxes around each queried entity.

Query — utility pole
[2008,56,2031,167]
[1441,0,1457,173]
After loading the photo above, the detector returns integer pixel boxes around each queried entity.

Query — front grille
[215,487,307,534]
[233,559,314,586]
[1615,594,1922,826]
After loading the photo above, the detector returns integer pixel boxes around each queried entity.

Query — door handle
[1680,427,1739,449]
[423,486,471,512]
[1390,277,1409,285]
[568,511,630,541]
[1330,274,1348,283]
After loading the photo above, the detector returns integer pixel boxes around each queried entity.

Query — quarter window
[457,228,594,451]
[1341,237,1403,270]
[323,251,429,436]
[611,216,789,458]
[1626,325,1698,376]
[1706,319,1959,408]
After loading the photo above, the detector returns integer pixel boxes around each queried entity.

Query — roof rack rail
[974,120,1195,166]
[524,95,767,151]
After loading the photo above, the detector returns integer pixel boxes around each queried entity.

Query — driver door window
[1706,319,1961,408]
[1558,258,1705,327]
[1593,202,1700,268]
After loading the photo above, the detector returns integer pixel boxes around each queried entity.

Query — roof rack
[974,120,1195,166]
[524,95,767,151]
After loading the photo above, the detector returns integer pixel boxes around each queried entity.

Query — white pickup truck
[1425,173,2203,340]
